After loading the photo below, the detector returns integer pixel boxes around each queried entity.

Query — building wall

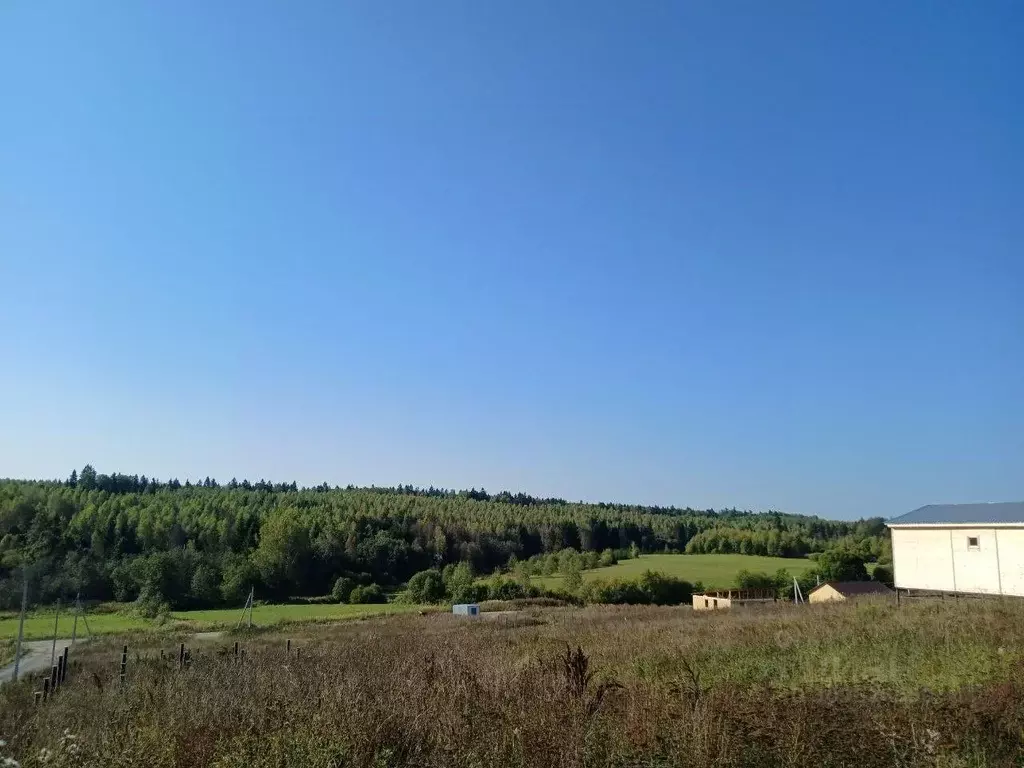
[808,584,843,603]
[891,526,1024,597]
[692,595,731,611]
[997,529,1024,596]
[891,527,956,592]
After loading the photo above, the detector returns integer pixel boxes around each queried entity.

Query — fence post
[286,639,291,657]
[56,657,64,689]
[179,643,185,670]
[50,599,61,671]
[50,665,58,694]
[234,641,239,663]
[42,677,50,702]
[120,645,128,686]
[61,646,69,683]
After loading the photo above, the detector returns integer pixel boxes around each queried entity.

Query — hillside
[0,466,886,610]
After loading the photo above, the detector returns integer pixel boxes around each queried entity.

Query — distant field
[532,553,818,589]
[0,602,428,641]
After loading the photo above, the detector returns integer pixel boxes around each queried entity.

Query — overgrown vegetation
[0,466,887,611]
[1,598,1022,767]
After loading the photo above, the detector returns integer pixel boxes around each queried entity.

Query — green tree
[349,584,386,604]
[872,565,894,586]
[253,508,311,596]
[407,569,446,603]
[817,548,869,582]
[638,571,692,605]
[563,561,584,592]
[332,576,357,603]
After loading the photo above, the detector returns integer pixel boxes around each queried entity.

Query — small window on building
[704,598,709,608]
[967,536,980,550]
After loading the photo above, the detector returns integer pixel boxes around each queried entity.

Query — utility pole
[50,599,61,668]
[71,593,80,646]
[235,587,255,630]
[11,575,28,682]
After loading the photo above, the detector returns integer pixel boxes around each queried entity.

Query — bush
[581,578,649,605]
[486,576,530,601]
[332,576,357,603]
[451,583,488,604]
[736,570,776,590]
[133,586,170,619]
[817,548,869,582]
[872,565,894,586]
[406,569,446,603]
[638,571,693,605]
[349,584,386,604]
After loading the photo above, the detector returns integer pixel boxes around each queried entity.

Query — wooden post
[296,648,301,661]
[34,691,42,706]
[50,665,58,693]
[240,649,245,664]
[61,646,69,683]
[234,641,239,662]
[50,599,61,669]
[120,645,128,686]
[178,643,185,669]
[56,657,64,689]
[42,677,50,702]
[71,592,80,646]
[287,639,291,657]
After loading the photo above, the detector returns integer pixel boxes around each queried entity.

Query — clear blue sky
[1,2,1021,519]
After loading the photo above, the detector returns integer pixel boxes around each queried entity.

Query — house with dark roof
[886,502,1024,597]
[808,581,893,603]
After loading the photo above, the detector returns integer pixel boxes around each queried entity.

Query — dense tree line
[0,466,887,610]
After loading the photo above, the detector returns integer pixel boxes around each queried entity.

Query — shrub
[638,571,692,605]
[406,569,446,603]
[817,548,869,581]
[581,578,649,605]
[872,565,893,585]
[332,576,357,603]
[451,583,488,604]
[736,570,775,590]
[349,584,386,604]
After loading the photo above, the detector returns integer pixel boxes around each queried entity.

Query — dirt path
[1,631,227,685]
[1,639,66,684]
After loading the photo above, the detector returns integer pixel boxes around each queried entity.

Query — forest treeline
[0,466,887,610]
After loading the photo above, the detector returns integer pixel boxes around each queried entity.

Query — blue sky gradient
[1,2,1021,518]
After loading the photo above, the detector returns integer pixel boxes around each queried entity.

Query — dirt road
[1,639,68,684]
[2,632,225,685]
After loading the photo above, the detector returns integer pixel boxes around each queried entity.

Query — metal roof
[886,502,1024,526]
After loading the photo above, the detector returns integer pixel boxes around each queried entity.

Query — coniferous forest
[0,466,887,610]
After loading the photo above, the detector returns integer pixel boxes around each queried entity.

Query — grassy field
[2,598,1022,767]
[0,602,428,641]
[532,553,819,589]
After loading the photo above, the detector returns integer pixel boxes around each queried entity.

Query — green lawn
[0,602,428,641]
[533,553,818,590]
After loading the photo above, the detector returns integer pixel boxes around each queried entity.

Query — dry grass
[2,598,1023,767]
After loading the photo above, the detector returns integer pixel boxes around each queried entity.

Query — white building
[886,502,1024,596]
